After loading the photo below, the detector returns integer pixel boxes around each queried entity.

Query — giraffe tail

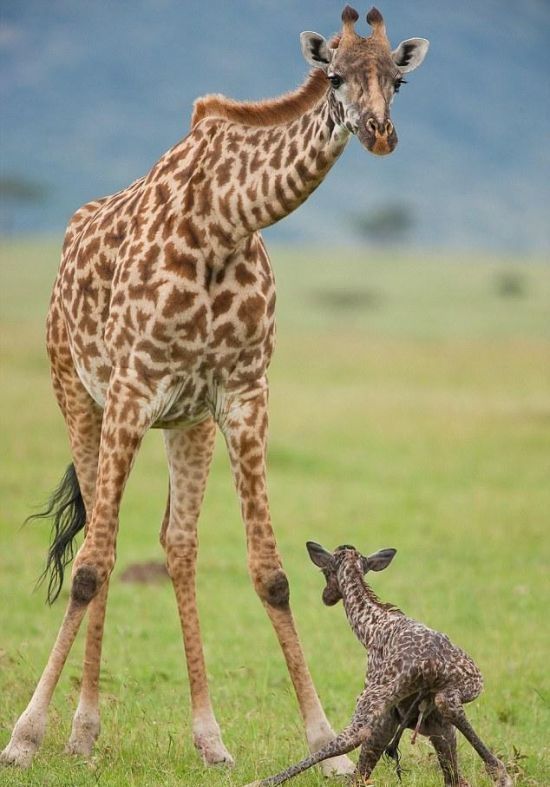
[26,463,86,605]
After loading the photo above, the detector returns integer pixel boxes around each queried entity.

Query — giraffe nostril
[366,117,377,133]
[385,120,394,135]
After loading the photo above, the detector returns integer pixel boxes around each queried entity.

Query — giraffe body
[249,542,513,787]
[2,6,430,774]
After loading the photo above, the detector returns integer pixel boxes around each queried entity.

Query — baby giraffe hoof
[486,760,513,787]
[353,775,376,786]
[320,753,356,777]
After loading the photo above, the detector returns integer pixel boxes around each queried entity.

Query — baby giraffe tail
[245,723,366,786]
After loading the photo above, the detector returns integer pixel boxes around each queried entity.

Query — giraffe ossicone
[2,6,429,776]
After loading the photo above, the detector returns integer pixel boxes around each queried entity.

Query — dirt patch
[119,561,169,584]
[311,286,383,311]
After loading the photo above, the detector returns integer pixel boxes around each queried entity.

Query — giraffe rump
[27,463,86,605]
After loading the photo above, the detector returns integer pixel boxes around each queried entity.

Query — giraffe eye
[394,77,407,93]
[329,74,343,89]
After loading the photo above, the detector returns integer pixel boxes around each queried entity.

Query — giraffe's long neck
[206,98,350,244]
[337,560,391,649]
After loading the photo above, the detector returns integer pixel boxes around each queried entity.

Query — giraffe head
[300,6,429,155]
[306,541,396,605]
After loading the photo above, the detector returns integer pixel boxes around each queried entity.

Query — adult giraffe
[1,6,429,774]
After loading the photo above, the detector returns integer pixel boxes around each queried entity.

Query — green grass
[1,238,549,786]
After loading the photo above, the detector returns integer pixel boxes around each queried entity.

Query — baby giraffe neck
[337,561,388,649]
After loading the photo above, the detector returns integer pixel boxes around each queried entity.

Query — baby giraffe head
[306,541,396,605]
[300,6,429,155]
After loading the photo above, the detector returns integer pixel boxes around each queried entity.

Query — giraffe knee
[253,568,290,608]
[71,565,100,604]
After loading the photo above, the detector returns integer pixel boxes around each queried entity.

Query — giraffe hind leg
[1,357,103,767]
[50,352,106,758]
[2,368,154,768]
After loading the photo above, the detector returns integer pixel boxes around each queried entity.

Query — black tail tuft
[385,741,404,781]
[26,463,86,605]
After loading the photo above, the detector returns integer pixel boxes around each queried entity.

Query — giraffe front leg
[162,422,233,767]
[222,385,354,778]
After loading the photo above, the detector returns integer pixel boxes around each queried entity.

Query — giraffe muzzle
[360,115,398,156]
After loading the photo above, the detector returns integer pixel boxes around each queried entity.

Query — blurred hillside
[1,0,549,250]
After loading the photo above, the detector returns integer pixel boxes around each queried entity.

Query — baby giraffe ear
[300,32,333,71]
[391,38,429,73]
[306,541,333,569]
[364,548,397,572]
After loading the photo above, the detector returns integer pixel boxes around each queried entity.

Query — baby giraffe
[247,542,512,787]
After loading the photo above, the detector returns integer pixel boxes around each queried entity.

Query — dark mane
[191,69,329,129]
[364,580,403,615]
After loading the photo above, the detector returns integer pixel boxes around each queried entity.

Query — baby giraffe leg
[422,713,470,787]
[247,692,391,787]
[247,721,368,787]
[356,711,399,782]
[435,692,512,787]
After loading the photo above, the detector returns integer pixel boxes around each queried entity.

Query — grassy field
[1,238,549,786]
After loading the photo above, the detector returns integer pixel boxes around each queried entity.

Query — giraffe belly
[72,343,270,429]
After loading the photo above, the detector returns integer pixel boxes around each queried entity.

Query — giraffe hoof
[320,752,356,777]
[0,713,45,768]
[65,735,96,757]
[194,734,234,767]
[65,708,100,757]
[0,738,38,769]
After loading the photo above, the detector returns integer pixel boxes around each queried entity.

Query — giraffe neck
[337,560,395,649]
[201,97,350,245]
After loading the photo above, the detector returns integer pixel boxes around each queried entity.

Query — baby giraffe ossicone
[247,542,512,787]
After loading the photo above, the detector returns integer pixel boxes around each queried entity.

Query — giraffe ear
[392,38,429,73]
[363,548,397,572]
[300,32,333,71]
[306,541,333,568]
